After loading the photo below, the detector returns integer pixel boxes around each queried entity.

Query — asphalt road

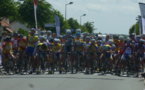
[0,73,144,90]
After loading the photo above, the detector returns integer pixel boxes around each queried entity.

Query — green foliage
[0,0,95,35]
[67,18,79,33]
[61,21,70,34]
[17,28,29,36]
[80,25,88,32]
[129,22,139,35]
[0,0,18,19]
[19,0,54,28]
[67,18,95,34]
[82,22,95,33]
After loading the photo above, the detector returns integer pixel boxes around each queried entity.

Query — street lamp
[65,2,73,21]
[80,14,86,25]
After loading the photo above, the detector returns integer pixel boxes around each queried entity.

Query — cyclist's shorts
[124,54,130,59]
[54,52,60,60]
[105,53,111,58]
[26,47,35,56]
[64,46,72,52]
[138,53,144,58]
[89,52,94,56]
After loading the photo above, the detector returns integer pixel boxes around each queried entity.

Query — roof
[5,27,13,33]
[0,20,13,33]
[0,21,9,27]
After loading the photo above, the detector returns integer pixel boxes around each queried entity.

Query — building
[0,18,13,34]
[10,21,30,32]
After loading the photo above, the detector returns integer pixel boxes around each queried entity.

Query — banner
[33,0,38,6]
[54,15,60,37]
[139,3,145,34]
[138,16,143,35]
[142,17,145,34]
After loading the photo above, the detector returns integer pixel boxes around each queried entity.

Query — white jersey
[11,38,18,49]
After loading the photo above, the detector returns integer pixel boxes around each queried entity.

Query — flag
[33,0,38,6]
[33,0,38,29]
[138,16,143,35]
[139,3,145,34]
[139,3,145,18]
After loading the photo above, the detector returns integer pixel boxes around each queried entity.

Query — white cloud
[86,3,108,12]
[46,0,140,34]
[85,1,139,13]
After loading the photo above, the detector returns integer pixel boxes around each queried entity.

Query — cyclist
[74,29,84,73]
[51,38,62,73]
[121,40,132,76]
[2,37,14,74]
[63,29,74,73]
[36,36,48,74]
[26,28,38,74]
[11,33,19,55]
[86,39,97,74]
[17,34,27,73]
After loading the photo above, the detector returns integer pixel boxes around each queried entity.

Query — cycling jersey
[52,43,62,52]
[27,35,38,47]
[88,44,97,53]
[2,42,13,54]
[124,47,132,55]
[84,42,91,51]
[64,35,74,46]
[18,38,27,51]
[37,42,48,52]
[64,35,74,52]
[11,38,19,50]
[26,35,38,56]
[74,38,84,52]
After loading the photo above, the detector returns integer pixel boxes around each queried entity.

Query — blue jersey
[64,35,74,46]
[124,47,132,55]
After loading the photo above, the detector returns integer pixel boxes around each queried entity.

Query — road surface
[0,73,144,90]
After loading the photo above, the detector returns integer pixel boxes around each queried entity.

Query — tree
[67,18,79,33]
[82,22,95,33]
[0,0,18,19]
[19,0,54,28]
[129,22,139,35]
[17,28,29,36]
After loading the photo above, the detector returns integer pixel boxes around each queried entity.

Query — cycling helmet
[47,30,52,34]
[54,38,60,43]
[76,29,81,33]
[39,36,46,41]
[5,37,11,42]
[66,29,71,34]
[119,35,124,40]
[86,36,90,39]
[91,39,96,42]
[140,39,145,43]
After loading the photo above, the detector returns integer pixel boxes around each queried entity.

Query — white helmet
[91,39,96,42]
[66,29,71,34]
[54,38,60,42]
[76,29,81,33]
[39,36,45,40]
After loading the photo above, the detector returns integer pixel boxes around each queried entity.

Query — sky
[46,0,144,34]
